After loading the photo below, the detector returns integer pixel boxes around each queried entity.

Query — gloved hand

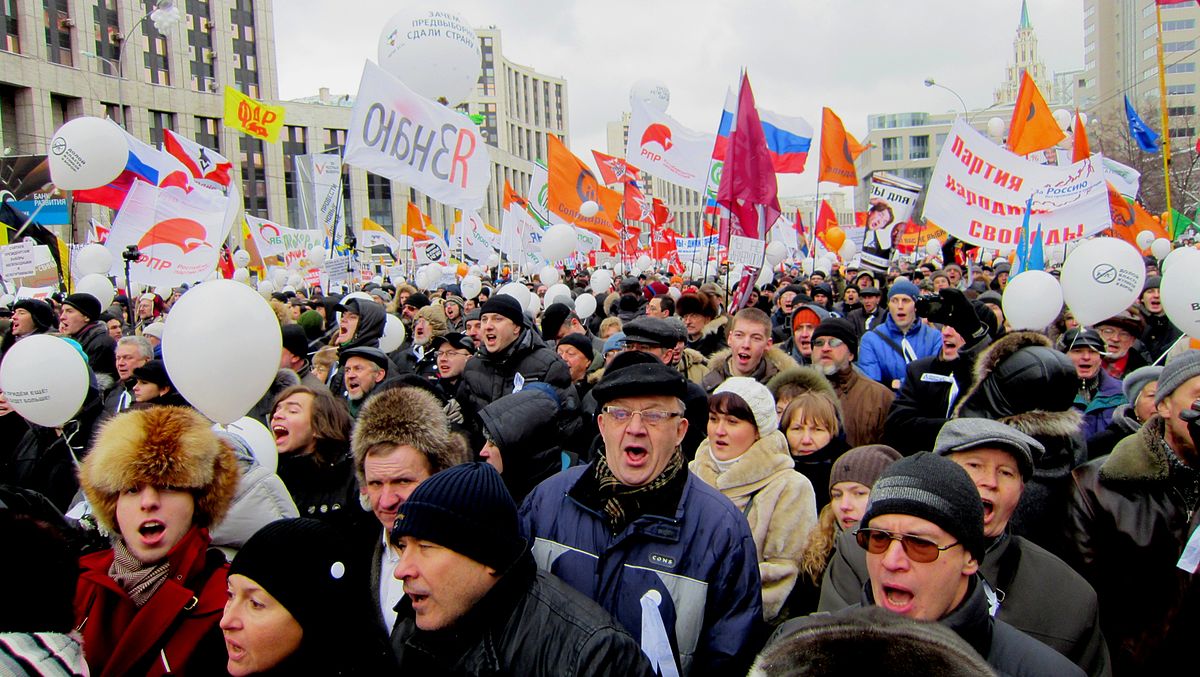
[928,288,988,348]
[1182,400,1200,453]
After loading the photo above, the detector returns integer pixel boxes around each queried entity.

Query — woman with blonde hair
[689,377,816,623]
[778,390,849,509]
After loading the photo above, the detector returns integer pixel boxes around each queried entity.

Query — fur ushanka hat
[78,406,239,534]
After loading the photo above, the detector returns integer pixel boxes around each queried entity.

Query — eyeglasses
[435,349,471,358]
[601,406,681,426]
[855,528,961,563]
[1096,326,1131,340]
[811,337,844,349]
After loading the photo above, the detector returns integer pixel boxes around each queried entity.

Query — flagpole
[1156,3,1175,224]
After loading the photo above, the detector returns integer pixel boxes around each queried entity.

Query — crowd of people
[0,253,1197,676]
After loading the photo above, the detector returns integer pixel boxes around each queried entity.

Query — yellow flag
[223,87,285,143]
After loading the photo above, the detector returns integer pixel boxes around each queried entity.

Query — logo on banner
[641,124,673,151]
[422,241,444,261]
[138,218,213,254]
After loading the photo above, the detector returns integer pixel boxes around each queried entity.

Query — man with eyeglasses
[809,318,893,447]
[818,420,1108,676]
[520,360,763,676]
[1093,310,1150,379]
[770,452,1083,676]
[429,332,475,400]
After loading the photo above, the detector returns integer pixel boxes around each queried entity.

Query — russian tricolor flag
[713,89,813,174]
[73,121,168,210]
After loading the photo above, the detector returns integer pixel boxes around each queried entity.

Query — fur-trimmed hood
[350,385,455,486]
[953,331,1079,422]
[79,406,239,534]
[703,345,798,391]
[766,366,837,402]
[699,315,728,339]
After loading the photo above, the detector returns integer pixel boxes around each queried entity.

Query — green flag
[1170,208,1197,241]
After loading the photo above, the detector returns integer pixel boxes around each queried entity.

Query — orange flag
[1071,111,1091,163]
[405,202,431,242]
[814,199,839,248]
[502,180,528,210]
[546,134,620,246]
[818,107,868,186]
[1007,72,1065,156]
[1107,183,1169,246]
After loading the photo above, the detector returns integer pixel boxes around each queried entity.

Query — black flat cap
[622,316,685,347]
[592,361,687,407]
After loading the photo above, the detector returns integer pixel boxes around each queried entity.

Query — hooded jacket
[1065,415,1200,675]
[701,346,798,393]
[690,430,817,622]
[480,387,565,503]
[685,316,728,358]
[328,300,388,397]
[954,332,1085,556]
[857,313,943,388]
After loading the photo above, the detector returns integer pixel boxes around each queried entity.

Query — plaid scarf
[585,451,687,534]
[108,538,171,608]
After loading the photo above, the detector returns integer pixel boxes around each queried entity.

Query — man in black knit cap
[58,292,118,386]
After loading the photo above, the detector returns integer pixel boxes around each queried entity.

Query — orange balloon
[825,226,846,252]
[456,263,468,277]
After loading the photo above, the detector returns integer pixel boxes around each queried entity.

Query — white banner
[310,154,346,245]
[457,211,499,262]
[263,225,324,268]
[105,181,226,286]
[1103,156,1141,198]
[345,60,491,210]
[869,172,923,225]
[923,119,1110,249]
[676,235,719,258]
[626,98,717,192]
[414,239,450,266]
[500,204,541,259]
[245,214,286,258]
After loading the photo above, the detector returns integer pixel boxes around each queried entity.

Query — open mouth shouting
[137,519,167,547]
[878,582,916,615]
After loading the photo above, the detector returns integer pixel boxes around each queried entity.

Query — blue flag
[1012,197,1032,276]
[1028,224,1045,272]
[1125,96,1160,152]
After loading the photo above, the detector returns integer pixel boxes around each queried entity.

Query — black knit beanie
[12,298,56,332]
[229,518,357,635]
[860,452,986,561]
[390,462,527,572]
[480,294,526,328]
[63,293,101,322]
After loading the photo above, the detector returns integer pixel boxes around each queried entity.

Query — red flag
[716,72,780,246]
[814,200,838,249]
[652,198,671,229]
[623,182,653,222]
[218,245,235,279]
[792,209,806,239]
[592,150,641,185]
[1072,111,1091,163]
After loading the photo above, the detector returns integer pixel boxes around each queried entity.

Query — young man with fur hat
[390,462,655,675]
[59,292,119,388]
[778,452,1084,676]
[820,420,1109,676]
[74,406,240,676]
[521,360,763,676]
[701,308,799,393]
[856,280,943,390]
[1064,350,1200,674]
[348,385,466,641]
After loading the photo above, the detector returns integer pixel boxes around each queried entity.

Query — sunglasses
[855,527,961,563]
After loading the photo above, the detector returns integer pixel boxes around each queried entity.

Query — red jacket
[74,526,229,676]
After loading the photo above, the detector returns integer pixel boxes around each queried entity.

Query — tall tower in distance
[994,1,1055,105]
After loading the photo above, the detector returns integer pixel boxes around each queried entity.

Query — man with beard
[809,318,893,447]
[58,292,118,387]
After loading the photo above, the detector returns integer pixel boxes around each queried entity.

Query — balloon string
[1153,334,1190,367]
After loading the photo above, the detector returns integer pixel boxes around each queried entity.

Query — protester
[843,286,885,337]
[520,360,763,675]
[775,452,1084,676]
[280,324,324,389]
[59,292,119,387]
[1134,276,1182,362]
[479,386,567,503]
[1064,350,1200,674]
[330,297,386,395]
[617,316,710,458]
[810,317,894,447]
[75,406,239,676]
[130,358,189,407]
[390,462,655,674]
[1058,327,1126,444]
[690,377,817,623]
[340,346,392,416]
[429,331,474,399]
[1094,310,1150,379]
[223,518,393,675]
[268,384,360,518]
[857,280,942,390]
[701,308,797,392]
[0,298,55,362]
[778,303,829,366]
[677,291,727,357]
[104,335,153,414]
[778,390,851,510]
[1086,365,1162,459]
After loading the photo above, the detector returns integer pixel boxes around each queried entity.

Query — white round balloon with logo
[1060,237,1145,326]
[378,9,481,107]
[47,117,127,190]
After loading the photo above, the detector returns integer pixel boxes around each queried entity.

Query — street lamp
[924,78,969,120]
[81,0,183,127]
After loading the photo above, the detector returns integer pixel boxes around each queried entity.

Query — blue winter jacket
[857,314,943,388]
[1074,370,1126,442]
[519,465,763,677]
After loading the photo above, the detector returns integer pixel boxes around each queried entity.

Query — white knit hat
[714,377,778,439]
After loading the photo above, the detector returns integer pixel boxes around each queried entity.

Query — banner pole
[1155,4,1175,230]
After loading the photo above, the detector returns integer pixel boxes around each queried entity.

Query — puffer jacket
[479,386,564,503]
[72,321,119,387]
[208,437,299,559]
[519,464,763,676]
[1073,370,1126,443]
[701,346,798,393]
[819,528,1110,677]
[1064,415,1200,675]
[456,327,577,446]
[954,332,1086,557]
[857,314,943,388]
[392,554,654,676]
[690,430,817,622]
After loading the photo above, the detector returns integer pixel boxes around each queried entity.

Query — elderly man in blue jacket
[857,280,943,390]
[519,357,763,677]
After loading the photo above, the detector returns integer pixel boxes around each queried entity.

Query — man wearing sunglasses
[778,452,1082,676]
[520,360,762,676]
[809,317,893,447]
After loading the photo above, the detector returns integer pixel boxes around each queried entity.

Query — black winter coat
[0,386,105,512]
[1137,304,1182,363]
[479,387,564,503]
[884,352,978,455]
[72,322,118,386]
[275,447,362,520]
[329,300,388,397]
[391,554,655,677]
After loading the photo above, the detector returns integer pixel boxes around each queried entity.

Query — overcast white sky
[273,1,1084,196]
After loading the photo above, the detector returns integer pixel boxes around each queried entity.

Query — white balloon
[417,264,444,290]
[379,314,407,352]
[162,280,282,424]
[378,8,481,107]
[526,293,541,315]
[636,255,653,273]
[372,275,384,286]
[541,224,577,262]
[1161,249,1200,340]
[1135,230,1156,250]
[0,293,13,307]
[630,79,670,113]
[233,268,250,283]
[987,117,1006,139]
[1002,270,1063,330]
[539,266,561,286]
[257,280,275,295]
[486,253,500,267]
[575,293,597,319]
[75,244,114,276]
[925,238,943,256]
[546,283,571,303]
[764,241,788,267]
[219,417,278,474]
[1161,244,1198,274]
[1060,237,1146,326]
[287,274,303,288]
[341,291,374,306]
[1151,238,1173,260]
[231,249,252,268]
[497,282,531,310]
[270,267,288,286]
[308,246,327,267]
[0,335,89,427]
[461,274,483,300]
[388,266,406,285]
[1053,109,1073,132]
[579,201,600,218]
[47,117,127,190]
[75,274,115,309]
[838,240,858,260]
[280,285,297,294]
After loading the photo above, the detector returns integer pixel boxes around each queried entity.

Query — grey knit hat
[860,452,986,561]
[1123,365,1163,404]
[828,445,902,494]
[933,418,1043,480]
[1155,351,1200,406]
